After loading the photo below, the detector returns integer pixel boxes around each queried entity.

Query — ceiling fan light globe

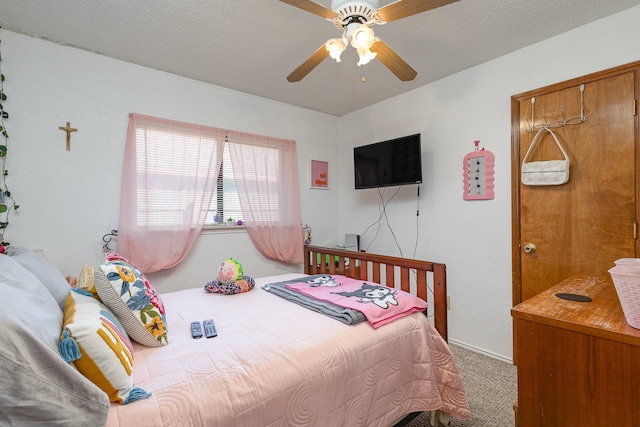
[354,28,373,47]
[347,23,375,50]
[325,38,347,62]
[356,48,376,66]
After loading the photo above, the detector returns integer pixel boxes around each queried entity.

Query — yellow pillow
[59,289,150,404]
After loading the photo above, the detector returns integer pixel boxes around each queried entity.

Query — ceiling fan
[280,0,459,82]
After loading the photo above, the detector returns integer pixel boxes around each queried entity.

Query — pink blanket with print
[285,275,427,328]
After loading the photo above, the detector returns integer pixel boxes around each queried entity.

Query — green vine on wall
[0,35,19,246]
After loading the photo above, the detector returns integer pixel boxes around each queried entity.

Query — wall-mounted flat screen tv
[354,133,422,189]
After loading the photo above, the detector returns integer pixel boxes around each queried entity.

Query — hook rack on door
[525,84,586,132]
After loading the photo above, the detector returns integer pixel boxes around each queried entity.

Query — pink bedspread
[106,274,470,427]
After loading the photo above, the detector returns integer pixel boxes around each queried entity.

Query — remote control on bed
[191,321,203,339]
[203,319,217,338]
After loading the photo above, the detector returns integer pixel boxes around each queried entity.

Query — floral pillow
[94,253,168,347]
[59,289,151,405]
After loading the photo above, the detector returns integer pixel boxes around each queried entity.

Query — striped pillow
[94,253,168,347]
[59,289,150,404]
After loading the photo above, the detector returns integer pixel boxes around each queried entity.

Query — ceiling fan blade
[279,0,338,19]
[287,44,331,82]
[371,39,417,81]
[376,0,459,22]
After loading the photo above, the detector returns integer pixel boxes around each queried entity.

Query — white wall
[1,30,340,291]
[337,5,640,360]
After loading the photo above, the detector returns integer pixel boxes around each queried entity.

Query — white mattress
[106,274,470,426]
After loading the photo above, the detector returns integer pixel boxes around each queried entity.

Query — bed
[0,244,470,427]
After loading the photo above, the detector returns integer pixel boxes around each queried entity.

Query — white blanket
[106,274,470,426]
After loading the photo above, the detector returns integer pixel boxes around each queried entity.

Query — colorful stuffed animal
[217,258,243,284]
[204,258,255,295]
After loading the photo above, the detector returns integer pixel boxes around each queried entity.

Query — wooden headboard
[303,245,448,341]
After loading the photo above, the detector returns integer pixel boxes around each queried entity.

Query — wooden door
[512,66,638,304]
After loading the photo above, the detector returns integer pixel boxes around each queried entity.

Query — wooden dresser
[511,275,640,427]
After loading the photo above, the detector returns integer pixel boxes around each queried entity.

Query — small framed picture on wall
[310,160,329,189]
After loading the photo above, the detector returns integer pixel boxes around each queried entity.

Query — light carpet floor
[406,343,518,427]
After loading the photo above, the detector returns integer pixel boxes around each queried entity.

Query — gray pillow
[0,255,109,426]
[5,245,72,311]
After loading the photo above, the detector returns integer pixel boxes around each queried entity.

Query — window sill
[201,224,247,234]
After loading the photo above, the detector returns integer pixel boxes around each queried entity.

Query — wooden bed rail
[303,245,448,341]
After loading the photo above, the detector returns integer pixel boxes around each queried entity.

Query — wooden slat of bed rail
[303,245,448,341]
[304,247,311,273]
[400,266,410,293]
[416,270,427,302]
[386,265,394,289]
[373,262,381,284]
[345,258,357,278]
[359,260,368,280]
[338,257,346,275]
[433,263,448,341]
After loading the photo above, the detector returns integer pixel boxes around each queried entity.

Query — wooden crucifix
[58,122,78,151]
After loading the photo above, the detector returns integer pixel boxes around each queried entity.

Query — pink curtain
[227,130,303,264]
[118,114,225,273]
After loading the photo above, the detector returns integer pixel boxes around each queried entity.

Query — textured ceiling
[2,0,640,116]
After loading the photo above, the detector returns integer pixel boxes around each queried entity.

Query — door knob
[523,243,536,254]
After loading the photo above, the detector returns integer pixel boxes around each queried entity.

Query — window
[206,146,242,226]
[133,124,222,229]
[227,141,283,224]
[119,113,303,269]
[206,139,285,226]
[132,124,281,229]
